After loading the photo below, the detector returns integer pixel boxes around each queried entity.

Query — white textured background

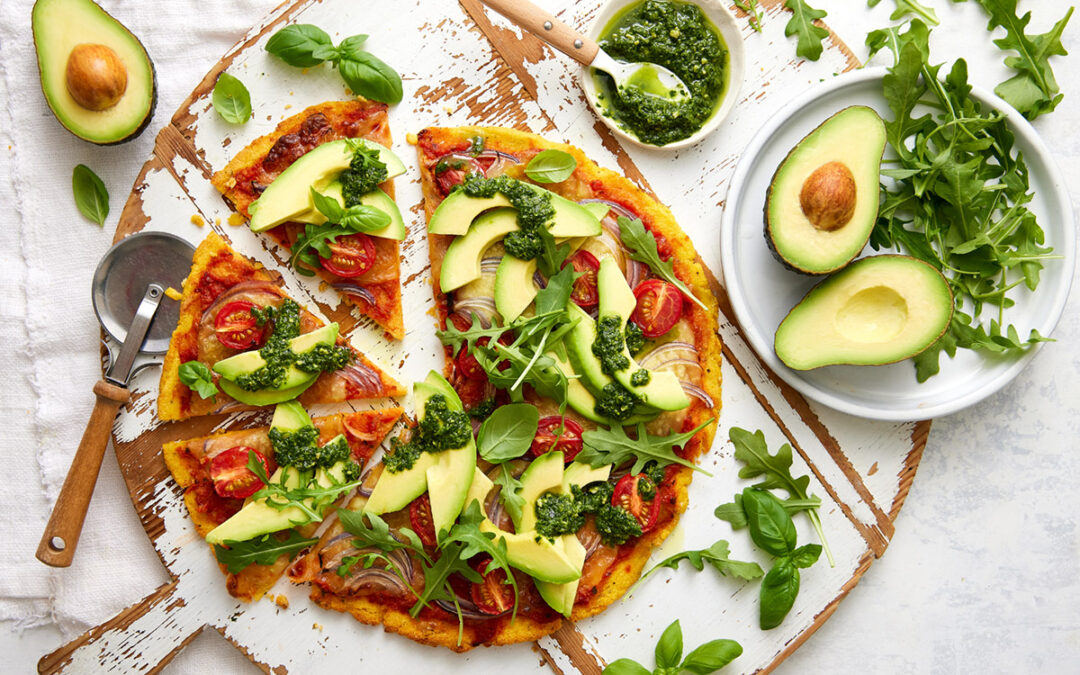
[1,0,1077,672]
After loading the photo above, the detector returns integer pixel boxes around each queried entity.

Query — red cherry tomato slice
[318,233,377,278]
[214,301,266,350]
[651,230,674,261]
[434,156,495,196]
[409,494,438,547]
[631,279,684,338]
[562,250,601,309]
[456,343,488,381]
[469,557,515,615]
[611,474,660,534]
[208,446,268,499]
[530,416,585,462]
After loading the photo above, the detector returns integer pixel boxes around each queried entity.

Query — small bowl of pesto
[583,0,744,149]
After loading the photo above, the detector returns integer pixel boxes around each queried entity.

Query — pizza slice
[289,128,723,650]
[158,231,404,421]
[163,402,403,601]
[210,100,406,340]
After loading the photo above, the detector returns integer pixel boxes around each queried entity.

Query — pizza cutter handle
[36,380,130,568]
[479,0,599,65]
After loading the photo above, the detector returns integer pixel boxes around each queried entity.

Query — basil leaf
[178,361,218,401]
[212,72,252,124]
[339,52,403,104]
[788,543,822,569]
[616,216,707,311]
[310,187,344,223]
[741,488,796,557]
[601,659,651,675]
[477,403,539,463]
[759,556,800,630]
[680,638,743,674]
[655,619,683,669]
[213,531,318,574]
[525,149,577,184]
[265,24,335,67]
[72,164,109,226]
[336,34,370,61]
[339,204,391,232]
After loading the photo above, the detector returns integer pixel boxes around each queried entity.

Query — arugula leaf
[632,539,763,593]
[868,0,939,25]
[476,403,539,463]
[783,0,829,61]
[616,217,707,311]
[577,419,715,476]
[71,164,108,226]
[493,463,526,527]
[601,620,742,675]
[213,530,318,574]
[211,72,251,124]
[246,451,358,526]
[524,149,577,183]
[732,0,763,31]
[178,361,218,401]
[727,428,833,566]
[534,264,577,315]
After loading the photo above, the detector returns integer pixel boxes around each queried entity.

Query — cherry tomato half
[631,279,684,338]
[562,250,601,309]
[208,446,268,499]
[469,557,515,615]
[531,416,585,462]
[318,233,377,278]
[611,474,660,534]
[409,494,438,547]
[214,300,266,350]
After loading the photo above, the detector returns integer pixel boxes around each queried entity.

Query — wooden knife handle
[479,0,599,65]
[36,380,130,567]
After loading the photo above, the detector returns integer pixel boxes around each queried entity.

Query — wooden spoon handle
[479,0,599,65]
[36,380,130,567]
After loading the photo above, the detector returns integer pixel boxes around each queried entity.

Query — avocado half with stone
[765,106,886,275]
[774,255,953,370]
[32,0,156,145]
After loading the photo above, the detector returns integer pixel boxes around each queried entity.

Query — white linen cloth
[1,0,1078,673]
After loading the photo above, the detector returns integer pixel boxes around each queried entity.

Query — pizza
[210,100,406,340]
[283,127,723,650]
[158,231,404,420]
[163,405,403,601]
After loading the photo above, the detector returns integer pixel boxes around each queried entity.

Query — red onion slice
[680,381,715,408]
[532,270,547,289]
[331,282,376,306]
[578,526,602,560]
[625,259,647,289]
[452,296,498,324]
[450,309,491,330]
[480,257,501,275]
[199,280,283,330]
[340,362,383,395]
[342,567,410,594]
[637,341,700,370]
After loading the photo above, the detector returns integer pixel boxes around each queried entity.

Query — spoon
[479,0,690,103]
[36,231,194,567]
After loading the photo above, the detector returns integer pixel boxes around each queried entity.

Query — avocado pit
[799,161,856,232]
[65,43,127,111]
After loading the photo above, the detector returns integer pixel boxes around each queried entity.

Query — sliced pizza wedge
[158,231,404,421]
[210,100,406,339]
[163,404,403,601]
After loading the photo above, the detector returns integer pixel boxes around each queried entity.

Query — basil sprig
[72,164,109,226]
[288,187,390,275]
[211,72,252,124]
[524,149,577,184]
[476,403,539,463]
[265,24,403,104]
[178,361,218,401]
[602,619,742,675]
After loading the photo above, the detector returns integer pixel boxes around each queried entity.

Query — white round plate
[720,67,1075,421]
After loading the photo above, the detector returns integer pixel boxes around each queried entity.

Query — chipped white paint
[52,1,930,674]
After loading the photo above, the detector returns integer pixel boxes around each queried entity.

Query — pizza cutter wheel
[37,232,195,567]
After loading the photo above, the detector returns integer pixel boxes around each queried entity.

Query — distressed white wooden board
[41,1,928,674]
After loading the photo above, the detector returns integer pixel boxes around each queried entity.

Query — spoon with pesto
[479,0,690,103]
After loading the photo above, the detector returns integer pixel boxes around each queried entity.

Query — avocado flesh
[494,255,539,323]
[440,208,520,292]
[33,0,156,145]
[428,182,602,239]
[295,184,407,241]
[765,106,886,275]
[271,401,313,432]
[774,255,953,369]
[212,324,339,404]
[515,451,565,532]
[248,139,405,232]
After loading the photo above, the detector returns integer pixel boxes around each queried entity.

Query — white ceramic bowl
[581,0,745,150]
[720,68,1076,421]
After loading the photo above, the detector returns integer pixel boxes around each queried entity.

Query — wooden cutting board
[39,1,929,673]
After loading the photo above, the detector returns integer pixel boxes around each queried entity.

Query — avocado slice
[765,106,887,275]
[249,139,406,232]
[596,258,689,411]
[440,208,520,292]
[428,181,602,238]
[269,400,312,431]
[515,450,565,532]
[774,255,954,369]
[493,255,539,323]
[478,520,581,584]
[294,184,407,241]
[212,324,339,405]
[462,467,494,513]
[32,0,156,145]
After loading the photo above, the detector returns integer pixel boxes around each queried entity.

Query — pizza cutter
[37,231,195,567]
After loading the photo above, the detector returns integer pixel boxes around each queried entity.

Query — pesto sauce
[235,299,352,391]
[458,174,555,262]
[270,425,352,472]
[534,491,585,541]
[595,382,639,421]
[340,145,388,207]
[593,315,631,375]
[384,394,472,473]
[594,0,729,146]
[561,481,643,545]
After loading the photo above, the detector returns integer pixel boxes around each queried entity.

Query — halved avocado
[32,0,156,145]
[296,184,407,241]
[774,255,953,369]
[765,106,887,275]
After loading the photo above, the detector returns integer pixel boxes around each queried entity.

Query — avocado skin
[32,0,157,145]
[763,106,886,276]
